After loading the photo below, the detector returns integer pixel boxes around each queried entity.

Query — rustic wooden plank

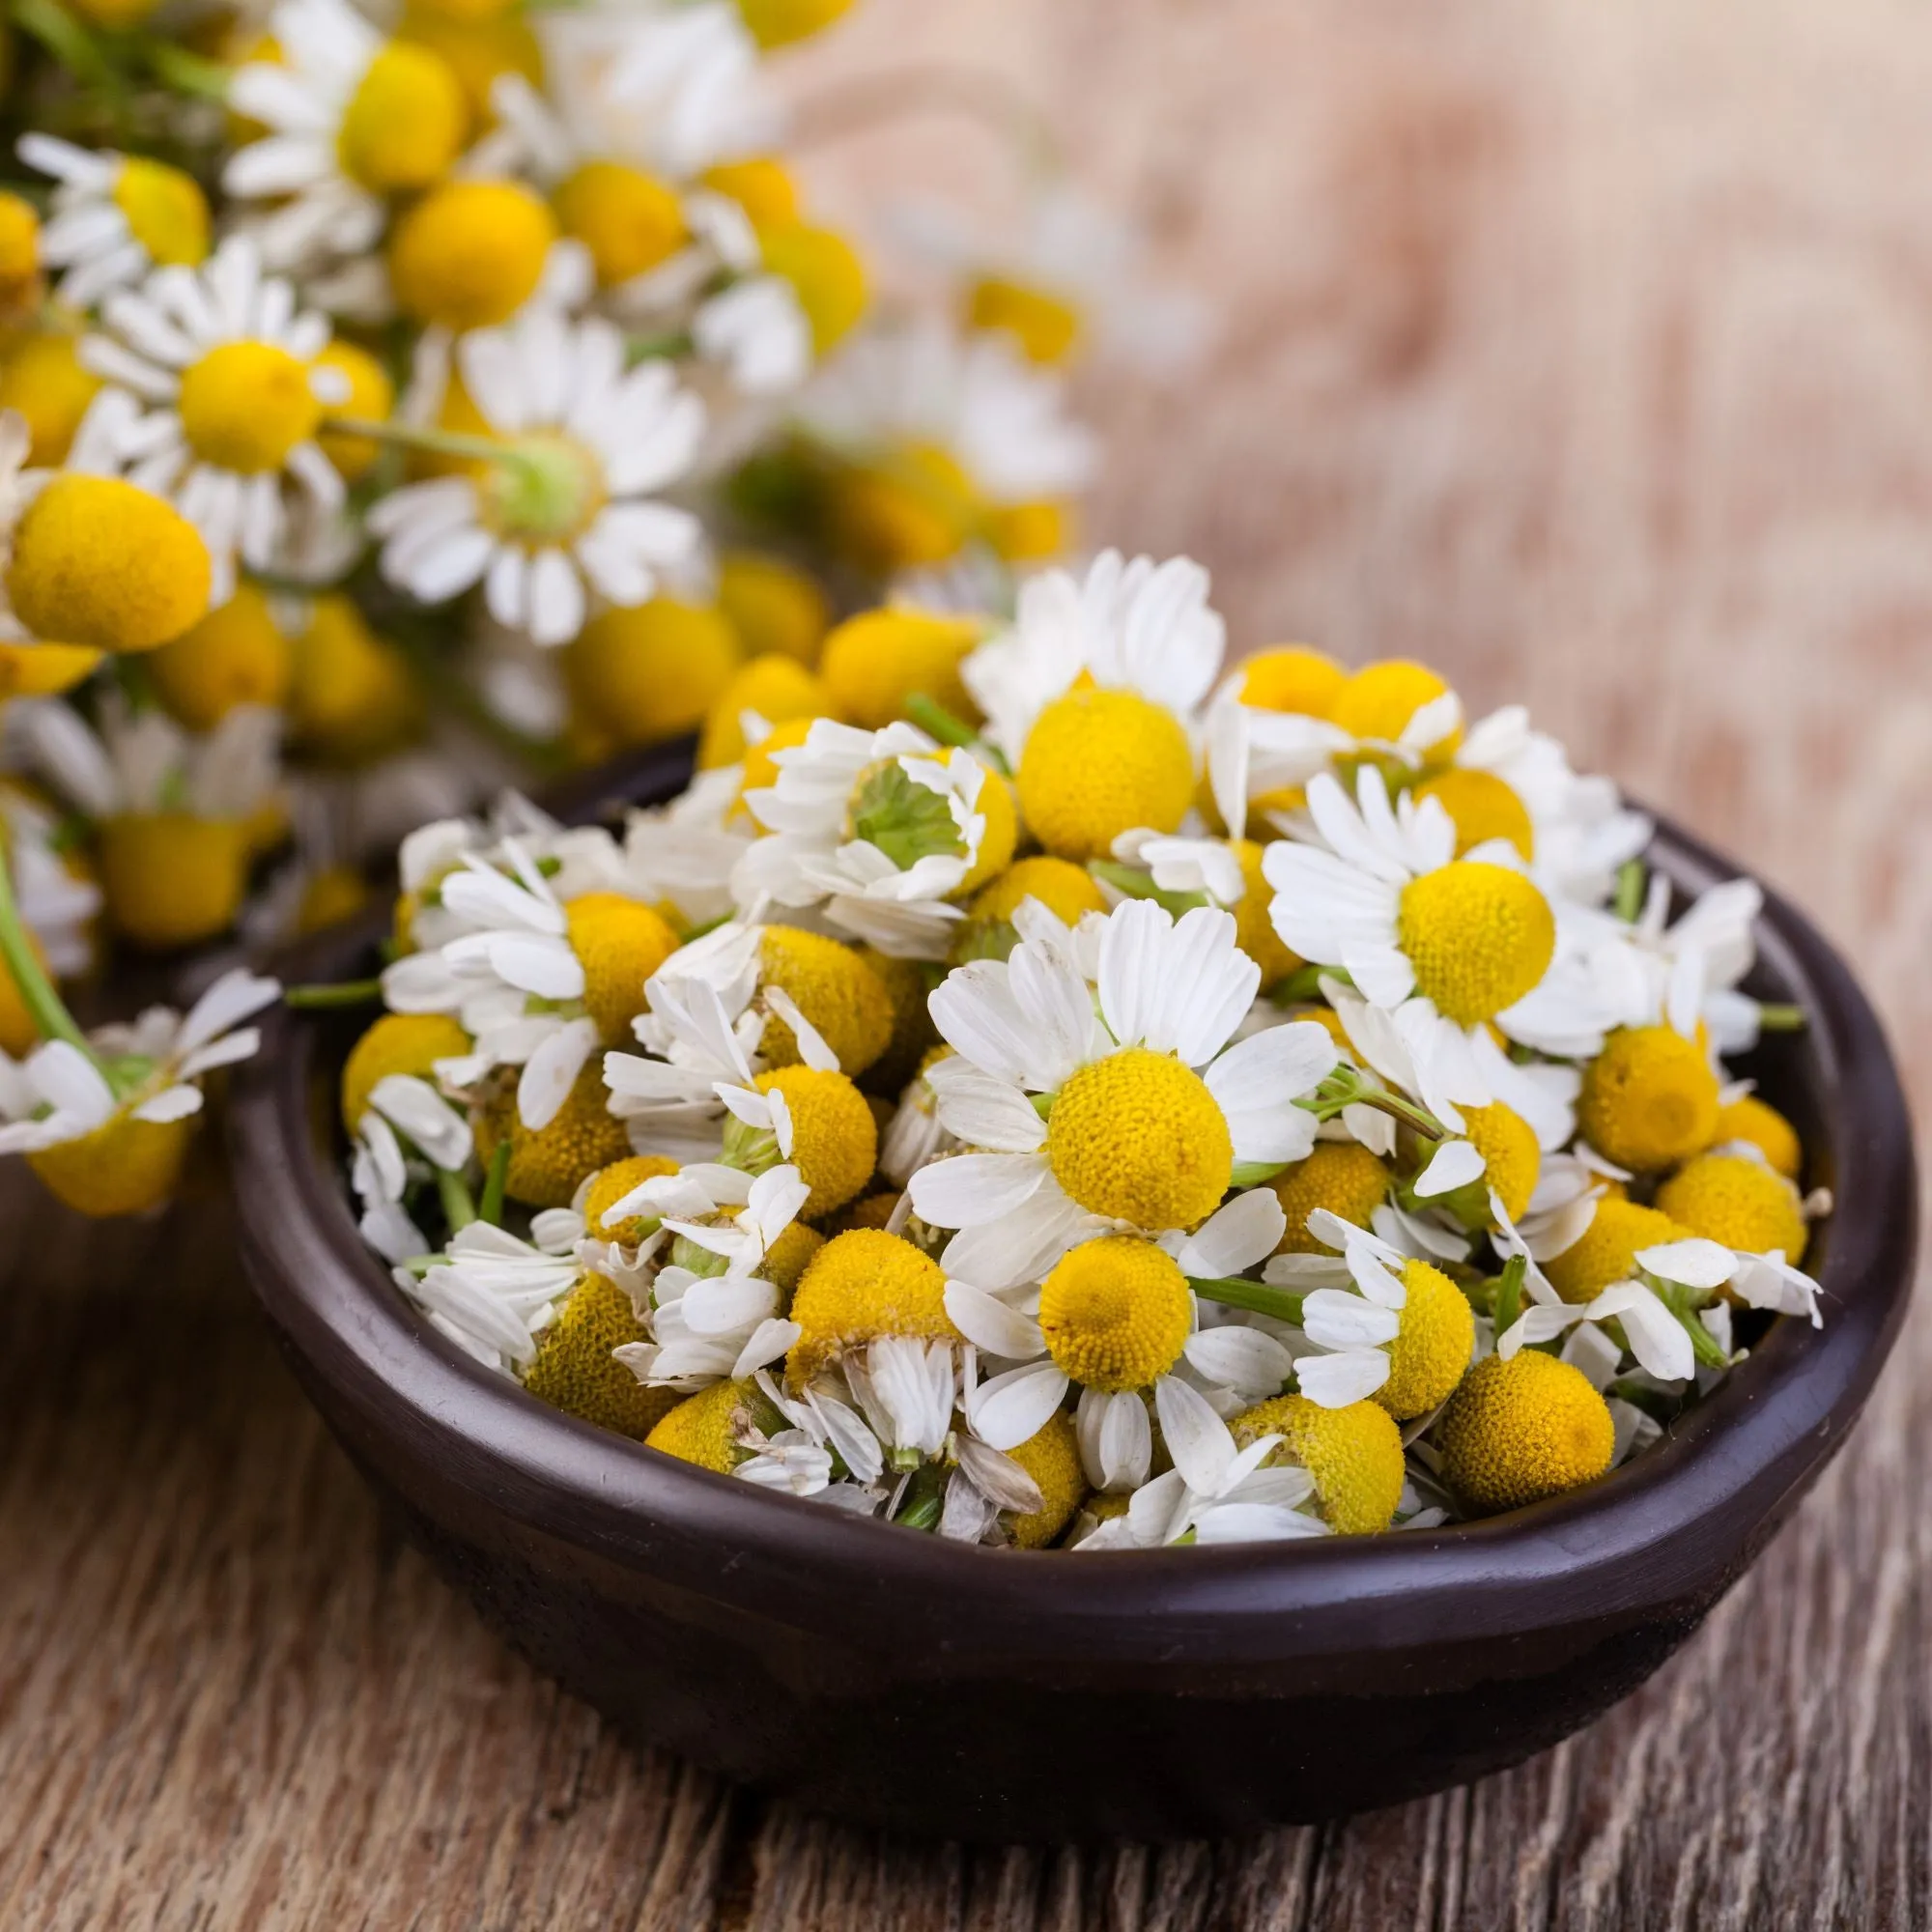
[2,1,1930,1924]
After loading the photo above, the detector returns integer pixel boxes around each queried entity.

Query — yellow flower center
[581,1152,680,1245]
[646,1377,780,1473]
[1017,686,1197,862]
[999,1410,1089,1548]
[1238,645,1345,718]
[785,1227,954,1384]
[564,892,681,1044]
[698,156,800,230]
[1037,1235,1192,1392]
[524,1270,673,1439]
[7,474,210,654]
[1461,1099,1541,1224]
[562,599,741,748]
[1543,1196,1690,1305]
[978,497,1068,564]
[110,157,210,267]
[177,340,322,474]
[1329,659,1463,757]
[967,855,1107,929]
[1232,1393,1405,1535]
[827,442,978,574]
[1266,1140,1391,1255]
[478,433,607,546]
[0,332,101,468]
[477,1062,632,1208]
[312,340,394,482]
[966,273,1082,365]
[554,159,688,289]
[1231,837,1300,989]
[337,41,467,193]
[297,866,370,933]
[697,652,830,770]
[1577,1024,1720,1173]
[1047,1047,1232,1231]
[1413,767,1534,862]
[29,1110,197,1219]
[1395,861,1554,1026]
[715,549,828,667]
[757,925,895,1078]
[1656,1152,1808,1264]
[754,1065,876,1220]
[99,812,249,950]
[148,581,292,731]
[1713,1094,1802,1180]
[0,642,101,698]
[818,605,980,730]
[735,713,816,815]
[735,0,857,50]
[289,593,420,763]
[389,179,556,331]
[1375,1258,1475,1421]
[1438,1350,1614,1518]
[952,755,1018,896]
[759,219,867,352]
[0,192,39,302]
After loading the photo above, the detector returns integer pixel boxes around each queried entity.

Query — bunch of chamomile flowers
[316,547,1829,1548]
[0,0,1207,1216]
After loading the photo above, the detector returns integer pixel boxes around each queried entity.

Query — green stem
[892,1462,946,1530]
[0,836,95,1061]
[437,1165,477,1236]
[1755,1004,1806,1034]
[1272,963,1350,1006]
[903,692,981,752]
[1491,1254,1526,1337]
[1301,1066,1447,1143]
[1188,1276,1307,1325]
[144,38,231,99]
[284,978,384,1009]
[627,329,694,364]
[321,415,510,468]
[1614,859,1646,923]
[1087,860,1208,918]
[476,1140,510,1227]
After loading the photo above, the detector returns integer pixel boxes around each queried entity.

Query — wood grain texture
[3,3,1928,1924]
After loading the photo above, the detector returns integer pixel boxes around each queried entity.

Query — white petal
[516,1017,598,1130]
[944,1280,1045,1360]
[1153,1374,1238,1495]
[1636,1238,1738,1291]
[1412,1138,1487,1199]
[1293,1348,1392,1407]
[966,1359,1068,1452]
[1169,1188,1286,1277]
[907,1151,1047,1230]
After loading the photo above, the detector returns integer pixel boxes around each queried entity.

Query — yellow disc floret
[1231,838,1300,989]
[581,1152,680,1245]
[336,41,466,192]
[1438,1350,1615,1517]
[757,925,894,1078]
[112,156,211,268]
[786,1227,953,1383]
[1000,1410,1089,1548]
[736,0,856,50]
[99,813,248,949]
[759,221,867,352]
[1462,1100,1541,1223]
[969,856,1107,927]
[8,475,211,653]
[755,1065,876,1219]
[563,598,741,746]
[1656,1151,1808,1264]
[855,947,936,1093]
[564,892,680,1043]
[1017,687,1196,862]
[1329,659,1463,758]
[696,653,832,769]
[390,179,556,330]
[954,756,1017,895]
[477,1062,633,1208]
[1413,767,1534,862]
[29,1110,196,1218]
[1267,1141,1391,1255]
[1577,1025,1720,1173]
[178,340,323,474]
[716,549,828,667]
[1714,1093,1803,1180]
[0,192,38,313]
[340,1011,470,1134]
[1395,861,1554,1026]
[288,593,420,762]
[817,607,980,731]
[967,274,1082,365]
[554,159,687,288]
[762,1220,825,1296]
[645,1376,780,1473]
[312,339,394,481]
[1376,1258,1475,1420]
[522,1270,676,1439]
[1047,1048,1232,1231]
[1037,1235,1191,1392]
[1232,1393,1405,1535]
[1238,646,1345,718]
[699,158,800,231]
[1543,1196,1690,1305]
[736,714,816,811]
[147,582,293,730]
[0,333,101,468]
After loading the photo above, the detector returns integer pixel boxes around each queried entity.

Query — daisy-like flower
[223,0,467,279]
[77,237,349,598]
[0,785,101,982]
[18,136,212,310]
[346,1072,475,1264]
[1264,768,1569,1127]
[368,310,705,647]
[401,1214,584,1372]
[0,968,278,1216]
[604,966,772,1163]
[731,720,1005,956]
[907,898,1338,1287]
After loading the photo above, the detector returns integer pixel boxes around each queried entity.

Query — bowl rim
[228,751,1918,1668]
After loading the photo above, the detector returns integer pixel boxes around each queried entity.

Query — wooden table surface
[6,4,1930,1926]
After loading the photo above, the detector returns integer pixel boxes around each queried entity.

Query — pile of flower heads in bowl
[327,549,1832,1549]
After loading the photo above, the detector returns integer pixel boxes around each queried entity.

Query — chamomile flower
[604,966,767,1162]
[402,1214,584,1372]
[77,238,349,598]
[732,720,1008,956]
[908,898,1338,1289]
[224,0,467,279]
[368,312,705,646]
[18,136,211,309]
[0,967,278,1217]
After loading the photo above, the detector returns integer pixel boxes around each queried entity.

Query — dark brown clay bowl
[227,747,1917,1842]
